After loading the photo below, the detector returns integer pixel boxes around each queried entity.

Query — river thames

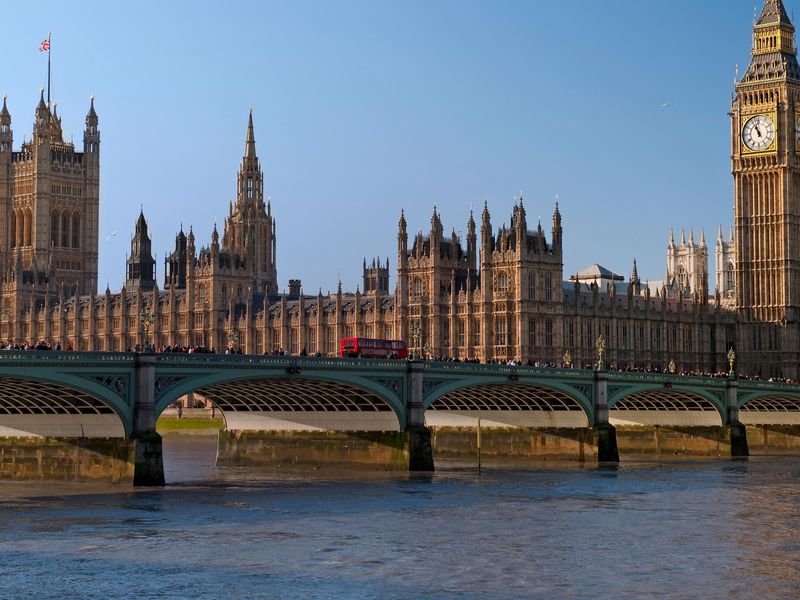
[2,436,800,599]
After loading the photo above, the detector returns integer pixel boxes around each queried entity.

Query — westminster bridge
[1,352,800,485]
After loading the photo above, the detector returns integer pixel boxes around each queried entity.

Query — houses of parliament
[0,0,798,378]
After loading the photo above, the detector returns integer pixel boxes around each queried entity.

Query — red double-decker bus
[340,338,408,359]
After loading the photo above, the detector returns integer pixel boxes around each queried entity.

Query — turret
[33,88,49,144]
[0,96,12,153]
[466,209,477,270]
[551,201,562,250]
[480,201,493,258]
[83,96,99,156]
[630,259,641,295]
[125,210,156,292]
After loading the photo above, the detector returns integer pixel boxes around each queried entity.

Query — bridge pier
[594,370,619,463]
[406,361,434,471]
[727,377,749,458]
[132,354,165,486]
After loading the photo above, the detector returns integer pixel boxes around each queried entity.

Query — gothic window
[528,319,536,348]
[497,271,509,294]
[412,277,423,298]
[61,212,69,247]
[473,318,480,347]
[568,323,575,348]
[677,264,688,290]
[457,319,465,347]
[198,285,207,305]
[266,328,276,351]
[528,274,536,300]
[50,211,58,246]
[545,320,553,348]
[544,273,552,302]
[726,261,735,291]
[247,177,254,199]
[327,326,336,355]
[495,318,507,346]
[9,211,16,247]
[308,327,317,352]
[71,212,80,249]
[23,209,31,246]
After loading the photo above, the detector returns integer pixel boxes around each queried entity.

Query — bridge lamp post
[668,359,676,375]
[595,335,605,371]
[227,329,239,352]
[728,348,736,378]
[140,307,153,352]
[563,350,572,369]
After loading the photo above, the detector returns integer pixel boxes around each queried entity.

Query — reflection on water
[1,436,800,598]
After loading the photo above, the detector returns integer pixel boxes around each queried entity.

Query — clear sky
[0,0,777,294]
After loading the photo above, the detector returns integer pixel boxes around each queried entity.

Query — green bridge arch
[0,370,134,437]
[607,383,727,424]
[421,376,595,423]
[154,370,408,428]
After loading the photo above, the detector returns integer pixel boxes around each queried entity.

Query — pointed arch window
[61,212,69,247]
[50,211,58,246]
[247,177,254,199]
[726,261,736,292]
[10,211,16,247]
[412,277,423,298]
[497,271,509,294]
[71,211,80,249]
[23,208,32,246]
[677,264,688,291]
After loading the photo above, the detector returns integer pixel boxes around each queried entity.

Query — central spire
[244,107,256,160]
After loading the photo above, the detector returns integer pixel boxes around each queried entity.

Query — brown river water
[1,435,800,599]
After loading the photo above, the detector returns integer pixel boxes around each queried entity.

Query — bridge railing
[0,350,135,365]
[153,353,408,372]
[605,371,729,388]
[422,361,592,380]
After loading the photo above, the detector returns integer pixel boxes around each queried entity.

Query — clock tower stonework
[732,0,800,378]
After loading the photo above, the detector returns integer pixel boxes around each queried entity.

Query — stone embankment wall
[0,437,134,483]
[217,430,425,470]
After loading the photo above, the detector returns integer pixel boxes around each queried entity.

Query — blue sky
[0,0,774,293]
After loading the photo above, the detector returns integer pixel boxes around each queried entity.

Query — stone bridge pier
[593,370,619,463]
[132,354,165,486]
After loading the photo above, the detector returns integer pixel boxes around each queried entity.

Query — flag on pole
[39,38,50,52]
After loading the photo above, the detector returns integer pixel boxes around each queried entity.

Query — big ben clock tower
[732,0,800,378]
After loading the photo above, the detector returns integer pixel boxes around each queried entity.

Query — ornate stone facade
[0,1,796,379]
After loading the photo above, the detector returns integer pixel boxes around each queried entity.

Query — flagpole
[47,32,51,106]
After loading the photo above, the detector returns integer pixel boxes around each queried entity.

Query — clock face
[742,115,775,151]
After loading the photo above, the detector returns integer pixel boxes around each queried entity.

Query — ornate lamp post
[727,347,736,378]
[226,329,239,353]
[140,306,153,352]
[595,335,605,371]
[410,322,421,360]
[563,350,572,369]
[668,359,676,375]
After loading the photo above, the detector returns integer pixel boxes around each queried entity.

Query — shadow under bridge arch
[0,374,131,438]
[609,385,726,426]
[155,373,404,432]
[425,381,592,428]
